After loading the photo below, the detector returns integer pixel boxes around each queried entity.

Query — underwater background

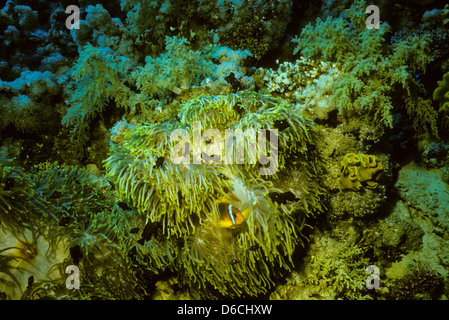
[1,0,449,300]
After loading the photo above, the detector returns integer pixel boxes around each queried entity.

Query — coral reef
[291,0,439,137]
[133,35,214,95]
[270,225,372,300]
[62,43,137,149]
[2,0,449,302]
[434,71,449,118]
[120,0,292,59]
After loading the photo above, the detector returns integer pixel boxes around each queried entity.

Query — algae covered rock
[395,161,449,226]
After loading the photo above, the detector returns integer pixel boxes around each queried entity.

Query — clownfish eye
[228,259,239,265]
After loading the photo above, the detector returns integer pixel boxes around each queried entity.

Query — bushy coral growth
[270,226,372,300]
[292,0,438,136]
[133,36,214,95]
[120,0,292,59]
[62,33,253,150]
[62,44,137,148]
[433,71,449,114]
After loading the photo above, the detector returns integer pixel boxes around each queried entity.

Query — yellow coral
[339,153,383,190]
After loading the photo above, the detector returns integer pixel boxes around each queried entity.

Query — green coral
[433,71,449,113]
[270,225,372,300]
[443,4,449,26]
[134,36,214,95]
[62,36,217,150]
[292,0,438,135]
[62,44,138,148]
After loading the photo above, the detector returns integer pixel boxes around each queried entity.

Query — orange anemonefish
[216,199,250,229]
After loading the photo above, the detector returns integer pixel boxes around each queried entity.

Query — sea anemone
[0,159,34,232]
[174,176,308,298]
[105,122,234,237]
[0,225,69,300]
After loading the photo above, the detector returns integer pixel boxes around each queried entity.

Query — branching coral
[62,35,243,152]
[120,0,292,59]
[291,0,438,136]
[433,71,449,115]
[302,226,372,300]
[269,224,374,300]
[62,44,138,149]
[133,36,215,95]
